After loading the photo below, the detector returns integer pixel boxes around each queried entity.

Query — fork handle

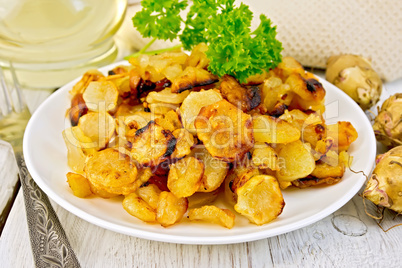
[15,152,81,268]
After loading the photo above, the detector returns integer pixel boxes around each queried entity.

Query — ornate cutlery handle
[16,152,80,268]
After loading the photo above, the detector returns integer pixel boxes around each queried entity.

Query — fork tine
[0,66,13,116]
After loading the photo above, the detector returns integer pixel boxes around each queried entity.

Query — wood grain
[0,141,19,234]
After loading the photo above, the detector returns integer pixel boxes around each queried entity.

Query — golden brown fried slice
[187,189,220,208]
[191,146,228,192]
[301,123,327,148]
[82,81,119,112]
[188,205,235,229]
[106,74,131,99]
[219,75,261,112]
[146,87,190,105]
[272,56,305,81]
[123,111,161,131]
[134,167,154,189]
[62,126,94,173]
[275,140,316,181]
[313,138,335,161]
[123,192,157,223]
[129,51,188,83]
[234,175,285,225]
[68,93,88,126]
[85,148,138,195]
[185,43,209,69]
[171,66,219,93]
[286,73,325,102]
[108,65,130,75]
[251,142,278,170]
[77,111,116,151]
[155,110,183,133]
[291,176,342,188]
[310,160,345,179]
[223,172,237,206]
[66,172,92,198]
[70,69,105,96]
[280,110,326,148]
[156,191,188,227]
[167,156,204,198]
[327,121,358,152]
[278,109,309,130]
[88,181,119,199]
[171,128,194,159]
[195,99,254,162]
[261,76,293,115]
[179,89,223,133]
[128,68,141,98]
[129,121,176,167]
[148,102,179,115]
[230,164,260,194]
[136,183,162,210]
[252,115,300,144]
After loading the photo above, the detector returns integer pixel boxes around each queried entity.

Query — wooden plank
[0,140,19,234]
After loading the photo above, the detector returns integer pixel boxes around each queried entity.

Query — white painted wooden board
[1,188,402,267]
[0,141,19,233]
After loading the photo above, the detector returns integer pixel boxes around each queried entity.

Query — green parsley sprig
[128,0,283,83]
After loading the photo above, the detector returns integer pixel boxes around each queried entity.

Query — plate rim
[23,60,376,245]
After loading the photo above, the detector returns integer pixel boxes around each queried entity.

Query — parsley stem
[138,37,157,54]
[124,43,183,60]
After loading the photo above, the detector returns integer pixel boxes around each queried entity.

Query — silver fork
[0,64,80,268]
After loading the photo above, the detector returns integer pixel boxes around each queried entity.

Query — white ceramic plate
[23,61,376,245]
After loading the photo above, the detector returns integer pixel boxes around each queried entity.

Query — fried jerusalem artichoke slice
[234,175,285,225]
[275,140,316,182]
[84,148,138,195]
[190,146,229,192]
[156,191,188,227]
[66,172,92,198]
[291,159,346,188]
[167,156,204,198]
[68,93,88,126]
[195,99,254,162]
[77,111,116,151]
[123,192,157,223]
[69,69,104,96]
[326,121,358,152]
[179,89,223,133]
[82,81,119,112]
[170,128,194,159]
[286,73,325,102]
[251,142,278,170]
[252,114,300,144]
[188,205,235,229]
[286,73,326,112]
[171,66,219,93]
[129,121,176,167]
[219,75,261,112]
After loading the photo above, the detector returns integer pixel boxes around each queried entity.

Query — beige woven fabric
[247,0,402,81]
[120,0,402,81]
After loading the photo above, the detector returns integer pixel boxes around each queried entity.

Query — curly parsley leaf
[180,0,236,50]
[132,0,188,41]
[206,3,281,83]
